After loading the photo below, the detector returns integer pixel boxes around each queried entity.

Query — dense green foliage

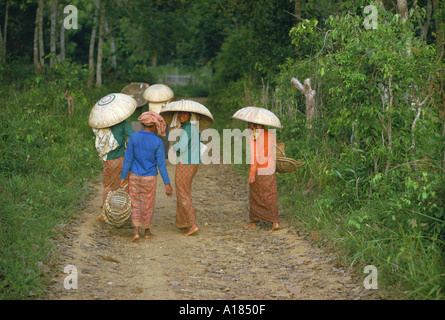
[1,0,444,300]
[0,61,105,299]
[210,1,445,299]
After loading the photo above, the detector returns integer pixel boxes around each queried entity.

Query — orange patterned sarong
[129,173,157,229]
[102,157,128,205]
[249,173,279,224]
[175,162,199,229]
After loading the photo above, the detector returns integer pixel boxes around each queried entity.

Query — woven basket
[103,188,131,228]
[276,158,305,174]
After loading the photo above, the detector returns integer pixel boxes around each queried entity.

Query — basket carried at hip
[103,185,131,228]
[276,157,305,174]
[273,143,305,174]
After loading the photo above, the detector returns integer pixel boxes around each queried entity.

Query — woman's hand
[165,184,173,196]
[120,179,127,188]
[248,175,256,184]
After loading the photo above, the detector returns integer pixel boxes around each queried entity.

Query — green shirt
[173,120,201,165]
[107,120,134,160]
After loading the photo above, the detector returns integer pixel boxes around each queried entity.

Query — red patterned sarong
[249,173,279,224]
[175,162,199,228]
[129,173,157,229]
[102,157,128,205]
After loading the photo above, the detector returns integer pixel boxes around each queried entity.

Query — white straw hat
[160,99,214,128]
[143,84,174,114]
[88,93,137,129]
[121,82,149,107]
[232,106,282,128]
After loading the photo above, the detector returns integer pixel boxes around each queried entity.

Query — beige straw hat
[121,82,149,107]
[232,106,282,128]
[143,84,174,114]
[89,93,137,129]
[160,99,214,128]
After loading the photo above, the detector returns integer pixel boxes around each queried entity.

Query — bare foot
[243,222,256,230]
[144,229,156,239]
[97,215,105,222]
[270,222,279,231]
[130,235,140,242]
[184,225,199,236]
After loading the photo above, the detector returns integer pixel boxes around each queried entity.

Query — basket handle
[119,181,129,191]
[273,143,285,157]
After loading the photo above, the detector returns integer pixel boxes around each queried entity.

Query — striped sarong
[249,173,279,224]
[129,173,157,229]
[102,157,128,205]
[175,162,199,229]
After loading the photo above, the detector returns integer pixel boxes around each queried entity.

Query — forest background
[0,0,444,300]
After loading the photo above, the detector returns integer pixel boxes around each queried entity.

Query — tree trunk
[397,0,408,21]
[0,0,10,62]
[397,0,411,56]
[294,0,301,23]
[38,0,45,73]
[291,77,316,138]
[105,21,116,69]
[96,0,105,86]
[421,0,433,42]
[59,8,65,62]
[33,23,40,70]
[88,0,99,87]
[50,0,58,68]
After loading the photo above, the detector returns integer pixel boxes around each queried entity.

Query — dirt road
[44,162,377,300]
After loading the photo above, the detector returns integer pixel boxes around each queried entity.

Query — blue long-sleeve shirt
[120,131,171,185]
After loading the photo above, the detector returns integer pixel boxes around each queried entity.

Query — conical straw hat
[143,84,174,114]
[143,84,174,102]
[232,106,282,128]
[121,82,149,107]
[160,99,214,128]
[89,93,137,129]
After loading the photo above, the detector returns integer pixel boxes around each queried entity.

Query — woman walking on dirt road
[232,106,282,232]
[120,111,173,242]
[160,100,214,236]
[89,93,136,222]
[244,122,279,231]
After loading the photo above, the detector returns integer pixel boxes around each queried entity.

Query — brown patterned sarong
[129,173,157,229]
[102,157,128,205]
[249,173,279,224]
[175,162,199,228]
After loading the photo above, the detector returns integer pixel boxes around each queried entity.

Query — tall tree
[50,0,57,67]
[0,0,9,62]
[33,0,45,73]
[88,0,99,87]
[59,1,65,62]
[96,0,105,86]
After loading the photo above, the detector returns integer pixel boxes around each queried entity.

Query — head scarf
[138,111,167,136]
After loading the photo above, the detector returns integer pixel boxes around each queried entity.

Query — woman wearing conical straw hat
[160,100,214,236]
[232,106,281,232]
[89,93,136,222]
[120,111,173,242]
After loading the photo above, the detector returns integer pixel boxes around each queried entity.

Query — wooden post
[291,77,316,137]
